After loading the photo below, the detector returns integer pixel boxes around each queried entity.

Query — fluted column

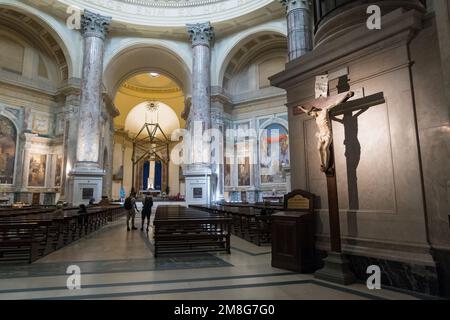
[75,10,111,168]
[280,0,312,60]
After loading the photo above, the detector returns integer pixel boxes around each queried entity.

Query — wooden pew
[0,223,44,264]
[153,205,231,257]
[195,203,281,246]
[0,205,127,264]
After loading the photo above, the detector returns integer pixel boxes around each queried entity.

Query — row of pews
[153,205,232,257]
[0,205,127,264]
[189,203,285,246]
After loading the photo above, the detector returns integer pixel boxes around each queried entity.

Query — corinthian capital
[279,0,310,12]
[187,22,214,47]
[81,10,112,40]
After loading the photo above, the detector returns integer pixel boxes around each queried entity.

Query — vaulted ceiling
[22,0,284,39]
[0,7,69,80]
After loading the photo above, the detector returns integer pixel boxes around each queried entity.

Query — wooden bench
[196,203,280,246]
[153,205,231,257]
[0,223,44,264]
[0,205,127,264]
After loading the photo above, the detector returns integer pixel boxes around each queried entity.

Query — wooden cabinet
[271,211,316,273]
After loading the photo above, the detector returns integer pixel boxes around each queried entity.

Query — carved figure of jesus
[297,91,354,172]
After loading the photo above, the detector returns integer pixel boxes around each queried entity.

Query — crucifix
[293,75,385,284]
[295,90,353,254]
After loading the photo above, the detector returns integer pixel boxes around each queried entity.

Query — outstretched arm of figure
[329,91,355,109]
[297,105,310,114]
[298,105,317,116]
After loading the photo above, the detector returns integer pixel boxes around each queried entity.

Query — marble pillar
[69,10,111,205]
[211,100,225,202]
[280,0,313,61]
[60,92,79,202]
[187,22,214,124]
[184,22,215,204]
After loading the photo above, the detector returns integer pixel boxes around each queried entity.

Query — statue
[297,91,354,172]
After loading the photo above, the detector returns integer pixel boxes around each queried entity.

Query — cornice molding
[116,0,224,7]
[121,82,182,94]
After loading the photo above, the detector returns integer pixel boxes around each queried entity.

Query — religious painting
[236,122,252,187]
[224,124,233,187]
[0,115,16,184]
[28,154,47,187]
[54,155,63,187]
[238,156,251,186]
[260,123,289,184]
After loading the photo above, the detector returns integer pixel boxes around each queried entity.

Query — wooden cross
[293,87,385,253]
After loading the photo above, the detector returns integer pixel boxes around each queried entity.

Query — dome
[36,0,281,33]
[124,101,180,138]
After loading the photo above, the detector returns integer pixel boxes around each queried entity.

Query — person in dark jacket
[78,204,88,214]
[141,196,153,232]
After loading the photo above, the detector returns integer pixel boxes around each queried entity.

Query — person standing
[124,193,139,231]
[141,196,153,232]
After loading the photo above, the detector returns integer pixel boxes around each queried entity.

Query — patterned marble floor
[0,210,420,300]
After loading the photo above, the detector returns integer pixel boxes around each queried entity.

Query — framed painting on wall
[0,115,17,185]
[54,155,63,187]
[28,154,47,187]
[260,123,289,184]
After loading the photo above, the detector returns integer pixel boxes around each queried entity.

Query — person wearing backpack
[124,193,139,231]
[141,196,153,232]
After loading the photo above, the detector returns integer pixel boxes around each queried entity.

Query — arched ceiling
[225,33,287,76]
[22,0,284,39]
[104,45,191,97]
[0,7,69,80]
[122,73,181,94]
[221,32,287,86]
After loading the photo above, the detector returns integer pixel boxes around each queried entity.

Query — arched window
[0,115,17,184]
[260,123,289,184]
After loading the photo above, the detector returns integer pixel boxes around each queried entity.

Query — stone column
[69,10,111,205]
[186,22,214,163]
[211,97,225,201]
[59,91,79,202]
[184,22,215,205]
[76,11,111,166]
[280,0,313,61]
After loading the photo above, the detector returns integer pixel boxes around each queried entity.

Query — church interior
[0,0,449,301]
